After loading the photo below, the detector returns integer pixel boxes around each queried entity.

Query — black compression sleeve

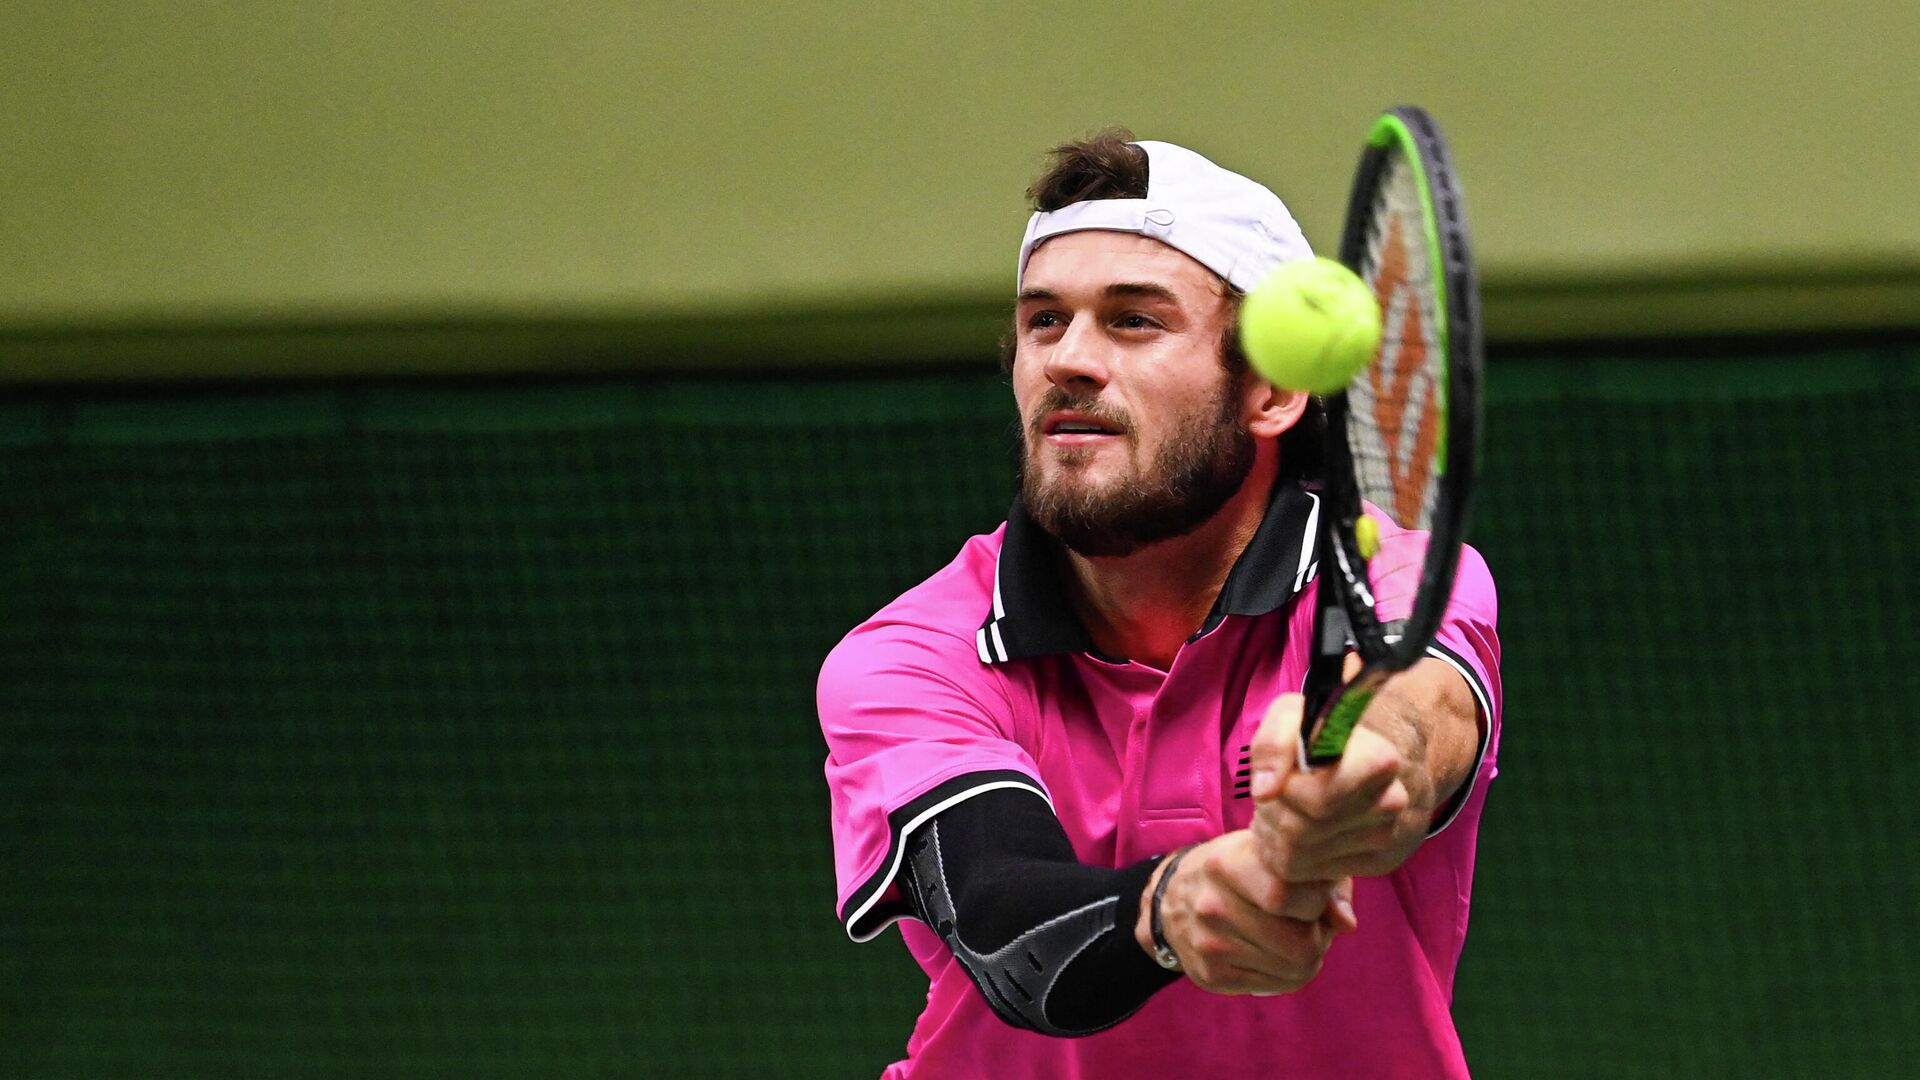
[896,786,1180,1036]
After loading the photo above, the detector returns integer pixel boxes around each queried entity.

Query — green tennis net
[2,342,1916,1077]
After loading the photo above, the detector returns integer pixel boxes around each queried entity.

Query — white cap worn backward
[1016,140,1313,293]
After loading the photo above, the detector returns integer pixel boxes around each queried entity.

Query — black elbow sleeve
[897,787,1178,1036]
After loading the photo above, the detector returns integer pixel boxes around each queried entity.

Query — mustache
[1027,388,1131,437]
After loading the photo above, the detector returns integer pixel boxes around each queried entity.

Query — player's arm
[895,787,1170,1037]
[898,787,1355,1037]
[1248,658,1481,881]
[821,620,1353,1034]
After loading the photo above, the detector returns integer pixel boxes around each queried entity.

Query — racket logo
[1368,213,1441,529]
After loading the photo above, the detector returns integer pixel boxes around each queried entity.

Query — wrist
[1142,845,1198,971]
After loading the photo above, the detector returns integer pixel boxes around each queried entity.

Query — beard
[1019,376,1256,558]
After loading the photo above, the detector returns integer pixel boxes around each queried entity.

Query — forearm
[1358,657,1482,869]
[898,788,1177,1037]
[1249,662,1483,884]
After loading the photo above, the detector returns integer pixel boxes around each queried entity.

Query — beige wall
[4,1,1915,376]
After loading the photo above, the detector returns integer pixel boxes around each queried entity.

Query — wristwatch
[1149,845,1197,972]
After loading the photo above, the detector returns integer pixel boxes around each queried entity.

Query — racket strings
[1345,151,1444,535]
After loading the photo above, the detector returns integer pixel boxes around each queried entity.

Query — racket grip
[1297,648,1347,769]
[1304,683,1376,766]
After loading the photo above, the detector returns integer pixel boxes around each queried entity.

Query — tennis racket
[1298,105,1483,767]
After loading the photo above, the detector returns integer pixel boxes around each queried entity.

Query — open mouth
[1042,411,1124,439]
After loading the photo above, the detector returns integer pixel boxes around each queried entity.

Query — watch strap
[1148,845,1198,971]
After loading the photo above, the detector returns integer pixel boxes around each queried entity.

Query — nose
[1042,317,1111,393]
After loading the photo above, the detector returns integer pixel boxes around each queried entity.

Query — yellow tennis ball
[1238,257,1382,394]
[1354,513,1381,559]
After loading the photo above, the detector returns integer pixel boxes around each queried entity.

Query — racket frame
[1298,106,1483,767]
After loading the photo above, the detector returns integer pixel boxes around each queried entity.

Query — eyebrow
[1016,281,1184,306]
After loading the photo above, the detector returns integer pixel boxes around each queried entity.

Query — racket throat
[1299,606,1353,724]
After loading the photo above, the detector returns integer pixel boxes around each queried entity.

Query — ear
[1241,374,1310,439]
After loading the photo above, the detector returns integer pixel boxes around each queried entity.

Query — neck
[1059,454,1279,670]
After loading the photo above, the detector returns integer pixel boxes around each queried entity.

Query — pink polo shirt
[819,482,1502,1079]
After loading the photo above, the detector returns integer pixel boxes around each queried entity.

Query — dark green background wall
[5,341,1916,1077]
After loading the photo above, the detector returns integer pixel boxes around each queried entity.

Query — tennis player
[818,131,1501,1078]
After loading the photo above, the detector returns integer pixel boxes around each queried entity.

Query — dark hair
[1004,129,1324,482]
[1028,127,1149,210]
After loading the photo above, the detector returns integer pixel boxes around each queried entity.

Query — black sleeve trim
[839,769,1050,942]
[1424,641,1494,836]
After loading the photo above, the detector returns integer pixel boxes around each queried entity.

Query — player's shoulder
[820,522,1007,678]
[1446,540,1497,621]
[1365,503,1492,567]
[1365,505,1497,617]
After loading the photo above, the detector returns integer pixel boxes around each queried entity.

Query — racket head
[1300,105,1483,762]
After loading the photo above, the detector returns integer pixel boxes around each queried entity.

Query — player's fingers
[1283,726,1402,823]
[1232,946,1329,997]
[1258,792,1408,881]
[1278,879,1344,923]
[1259,774,1404,871]
[1207,835,1302,917]
[1326,729,1402,807]
[1198,950,1325,997]
[1290,816,1413,879]
[1306,775,1412,841]
[1176,877,1327,996]
[1188,876,1305,956]
[1247,693,1305,799]
[1324,878,1358,934]
[1181,838,1273,939]
[1252,799,1366,882]
[1283,792,1421,878]
[1187,897,1331,989]
[1249,801,1297,881]
[1291,841,1393,882]
[1206,842,1348,939]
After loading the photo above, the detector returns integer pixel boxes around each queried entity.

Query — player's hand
[1138,831,1357,996]
[1247,691,1426,881]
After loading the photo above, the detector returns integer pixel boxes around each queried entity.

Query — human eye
[1115,312,1162,331]
[1025,310,1065,333]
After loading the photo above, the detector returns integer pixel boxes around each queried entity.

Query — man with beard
[818,132,1502,1079]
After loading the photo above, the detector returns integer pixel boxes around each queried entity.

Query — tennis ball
[1354,513,1381,560]
[1238,257,1382,394]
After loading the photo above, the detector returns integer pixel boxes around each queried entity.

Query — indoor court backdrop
[5,4,1919,1079]
[6,344,1917,1078]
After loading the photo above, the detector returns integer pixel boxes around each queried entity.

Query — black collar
[976,481,1322,665]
